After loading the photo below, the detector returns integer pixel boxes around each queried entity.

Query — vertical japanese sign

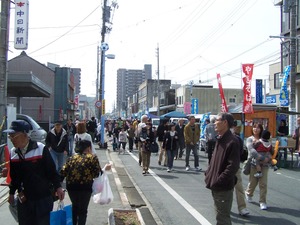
[242,64,254,113]
[279,65,291,107]
[216,73,228,112]
[191,98,199,114]
[255,79,263,103]
[14,0,29,50]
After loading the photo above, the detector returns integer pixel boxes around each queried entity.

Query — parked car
[151,118,160,129]
[16,114,47,144]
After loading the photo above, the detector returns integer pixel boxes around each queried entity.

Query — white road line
[129,152,212,225]
[275,172,300,181]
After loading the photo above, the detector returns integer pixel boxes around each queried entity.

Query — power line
[29,5,101,54]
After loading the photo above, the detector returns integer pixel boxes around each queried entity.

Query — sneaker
[273,165,278,171]
[195,167,202,171]
[239,208,250,216]
[142,171,146,175]
[260,203,267,210]
[167,168,171,172]
[186,166,190,171]
[254,172,263,178]
[245,193,253,203]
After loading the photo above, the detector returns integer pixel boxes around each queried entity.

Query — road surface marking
[129,152,212,225]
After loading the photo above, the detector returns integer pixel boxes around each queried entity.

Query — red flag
[217,73,228,112]
[242,64,254,113]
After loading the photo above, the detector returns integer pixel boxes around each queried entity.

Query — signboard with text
[191,98,199,114]
[14,0,29,50]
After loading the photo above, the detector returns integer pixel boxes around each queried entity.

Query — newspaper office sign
[14,0,29,50]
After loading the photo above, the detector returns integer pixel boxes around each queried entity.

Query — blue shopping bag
[50,201,72,225]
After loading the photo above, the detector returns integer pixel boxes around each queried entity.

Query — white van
[169,118,188,125]
[151,118,160,129]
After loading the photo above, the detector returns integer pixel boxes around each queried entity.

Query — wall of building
[176,86,243,114]
[8,52,55,123]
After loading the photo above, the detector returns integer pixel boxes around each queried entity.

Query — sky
[7,0,281,112]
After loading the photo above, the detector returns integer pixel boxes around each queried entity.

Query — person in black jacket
[204,112,240,225]
[45,121,69,172]
[63,119,76,156]
[157,119,168,166]
[175,119,185,159]
[4,120,65,225]
[163,123,178,172]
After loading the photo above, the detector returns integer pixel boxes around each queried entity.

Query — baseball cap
[3,120,30,134]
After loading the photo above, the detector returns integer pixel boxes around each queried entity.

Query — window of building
[274,72,281,89]
[229,98,235,103]
[281,9,289,33]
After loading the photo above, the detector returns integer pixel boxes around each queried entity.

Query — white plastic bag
[93,171,113,205]
[92,174,104,195]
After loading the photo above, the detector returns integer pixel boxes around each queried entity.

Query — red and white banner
[217,73,228,112]
[242,64,254,114]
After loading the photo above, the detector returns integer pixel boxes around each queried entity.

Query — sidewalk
[0,140,157,225]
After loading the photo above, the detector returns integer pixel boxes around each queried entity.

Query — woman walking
[245,123,270,210]
[60,140,111,225]
[163,123,178,172]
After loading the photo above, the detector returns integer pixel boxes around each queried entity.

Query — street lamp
[100,42,115,146]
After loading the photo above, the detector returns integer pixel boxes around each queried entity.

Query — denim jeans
[50,150,65,172]
[167,150,175,169]
[185,144,199,168]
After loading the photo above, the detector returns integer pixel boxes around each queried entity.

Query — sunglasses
[8,133,23,140]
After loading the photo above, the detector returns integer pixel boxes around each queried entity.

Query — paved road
[1,143,299,225]
[118,147,300,225]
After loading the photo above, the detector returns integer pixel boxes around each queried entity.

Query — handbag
[50,200,72,225]
[149,142,159,153]
[93,171,113,205]
[242,158,252,175]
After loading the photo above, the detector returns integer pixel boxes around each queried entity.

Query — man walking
[175,118,185,159]
[184,116,201,171]
[4,120,65,225]
[63,118,76,156]
[46,121,69,172]
[205,112,240,225]
[205,117,217,164]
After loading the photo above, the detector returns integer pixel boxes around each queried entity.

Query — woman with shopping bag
[60,140,111,225]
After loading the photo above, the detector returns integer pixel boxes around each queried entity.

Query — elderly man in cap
[4,120,65,225]
[45,121,69,172]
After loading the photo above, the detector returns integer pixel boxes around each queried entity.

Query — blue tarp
[160,111,187,119]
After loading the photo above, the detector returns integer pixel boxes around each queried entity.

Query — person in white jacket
[73,121,96,155]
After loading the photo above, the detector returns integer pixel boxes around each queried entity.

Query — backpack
[74,134,81,153]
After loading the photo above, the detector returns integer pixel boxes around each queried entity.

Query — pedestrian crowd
[3,113,299,225]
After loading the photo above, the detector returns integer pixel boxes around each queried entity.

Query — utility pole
[99,0,107,121]
[96,45,100,119]
[156,44,160,116]
[0,0,10,124]
[289,0,297,135]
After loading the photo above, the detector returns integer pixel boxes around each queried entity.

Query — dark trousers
[185,144,199,168]
[128,137,134,151]
[176,139,185,158]
[18,195,53,225]
[68,190,92,225]
[212,189,234,225]
[167,150,175,169]
[207,141,216,164]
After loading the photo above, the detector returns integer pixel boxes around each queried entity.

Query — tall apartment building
[116,64,152,116]
[72,68,81,95]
